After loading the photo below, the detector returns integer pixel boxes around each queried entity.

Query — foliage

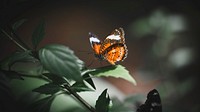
[0,19,140,112]
[95,89,110,112]
[32,19,45,49]
[39,44,83,82]
[88,65,137,85]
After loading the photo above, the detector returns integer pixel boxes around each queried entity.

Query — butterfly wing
[137,89,162,112]
[102,43,127,65]
[110,27,125,43]
[89,32,101,55]
[100,28,125,54]
[89,28,127,65]
[100,28,127,65]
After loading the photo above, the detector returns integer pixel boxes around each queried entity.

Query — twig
[63,82,96,112]
[20,73,51,82]
[1,27,96,112]
[9,27,31,50]
[1,29,27,51]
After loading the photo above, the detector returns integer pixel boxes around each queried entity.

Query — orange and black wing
[89,32,101,55]
[110,27,125,43]
[100,28,125,54]
[102,43,128,65]
[89,28,127,65]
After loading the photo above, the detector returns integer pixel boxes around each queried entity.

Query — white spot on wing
[106,35,121,40]
[89,37,100,43]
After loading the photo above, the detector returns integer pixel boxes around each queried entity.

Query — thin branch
[63,82,96,112]
[1,26,95,112]
[20,74,51,82]
[1,29,27,51]
[9,27,31,50]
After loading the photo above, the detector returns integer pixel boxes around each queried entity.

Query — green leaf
[32,19,45,49]
[33,83,61,95]
[89,65,137,85]
[71,82,93,92]
[12,19,27,31]
[30,95,55,112]
[95,89,110,112]
[0,51,36,69]
[76,57,85,70]
[15,63,44,76]
[43,73,67,84]
[82,73,96,90]
[39,44,83,82]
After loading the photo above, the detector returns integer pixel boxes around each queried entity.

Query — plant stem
[63,83,96,112]
[1,29,27,51]
[1,28,96,112]
[9,27,31,50]
[20,74,51,82]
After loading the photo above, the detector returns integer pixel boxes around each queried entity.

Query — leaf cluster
[0,19,137,112]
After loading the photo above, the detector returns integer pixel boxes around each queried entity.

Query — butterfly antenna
[87,59,95,67]
[100,60,103,66]
[78,50,93,55]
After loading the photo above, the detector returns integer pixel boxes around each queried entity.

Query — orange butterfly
[89,28,128,65]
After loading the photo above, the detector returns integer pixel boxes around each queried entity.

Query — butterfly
[137,89,162,112]
[89,28,128,65]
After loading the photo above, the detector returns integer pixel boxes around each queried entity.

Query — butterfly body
[89,28,128,65]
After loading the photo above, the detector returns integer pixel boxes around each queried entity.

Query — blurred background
[0,0,200,112]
